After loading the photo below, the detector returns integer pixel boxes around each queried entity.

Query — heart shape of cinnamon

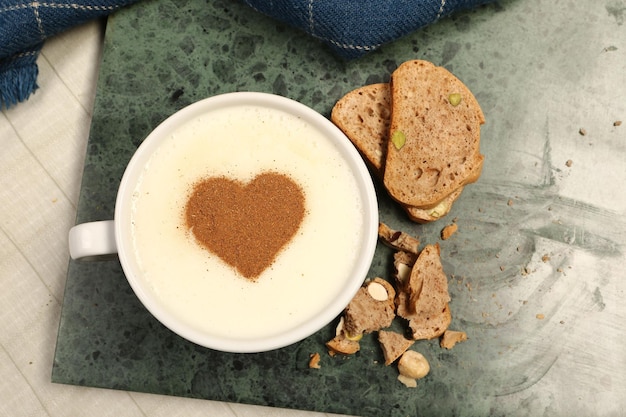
[184,172,306,280]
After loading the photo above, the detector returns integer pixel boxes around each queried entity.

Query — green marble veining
[53,0,626,416]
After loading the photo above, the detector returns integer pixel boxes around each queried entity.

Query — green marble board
[53,0,626,416]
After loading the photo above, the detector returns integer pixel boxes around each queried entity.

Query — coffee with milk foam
[130,104,365,339]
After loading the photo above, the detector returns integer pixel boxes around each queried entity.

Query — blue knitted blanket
[0,0,493,108]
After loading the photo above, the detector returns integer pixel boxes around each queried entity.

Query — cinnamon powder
[184,171,306,280]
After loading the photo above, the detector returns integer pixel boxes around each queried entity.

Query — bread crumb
[565,159,573,167]
[542,254,550,262]
[440,330,468,349]
[614,120,622,127]
[579,128,587,136]
[309,352,321,369]
[536,313,545,320]
[326,335,360,355]
[441,223,458,240]
[507,199,514,206]
[367,281,389,301]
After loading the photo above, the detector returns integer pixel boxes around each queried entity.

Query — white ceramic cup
[68,92,378,353]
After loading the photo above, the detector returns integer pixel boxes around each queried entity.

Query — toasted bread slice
[331,82,465,222]
[384,60,485,208]
[331,83,391,174]
[396,244,452,340]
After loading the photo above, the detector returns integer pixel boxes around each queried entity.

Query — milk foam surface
[131,105,365,339]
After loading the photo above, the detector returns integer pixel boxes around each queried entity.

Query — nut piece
[395,244,452,341]
[448,93,462,106]
[335,316,346,337]
[391,130,406,150]
[395,262,412,286]
[367,281,389,301]
[397,374,418,388]
[398,350,430,380]
[378,330,415,365]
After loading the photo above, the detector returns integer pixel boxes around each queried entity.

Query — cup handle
[69,220,118,260]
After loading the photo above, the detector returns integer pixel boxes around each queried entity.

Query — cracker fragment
[378,222,420,254]
[441,223,458,240]
[326,335,360,355]
[393,251,418,288]
[308,352,321,369]
[378,330,415,365]
[396,244,451,340]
